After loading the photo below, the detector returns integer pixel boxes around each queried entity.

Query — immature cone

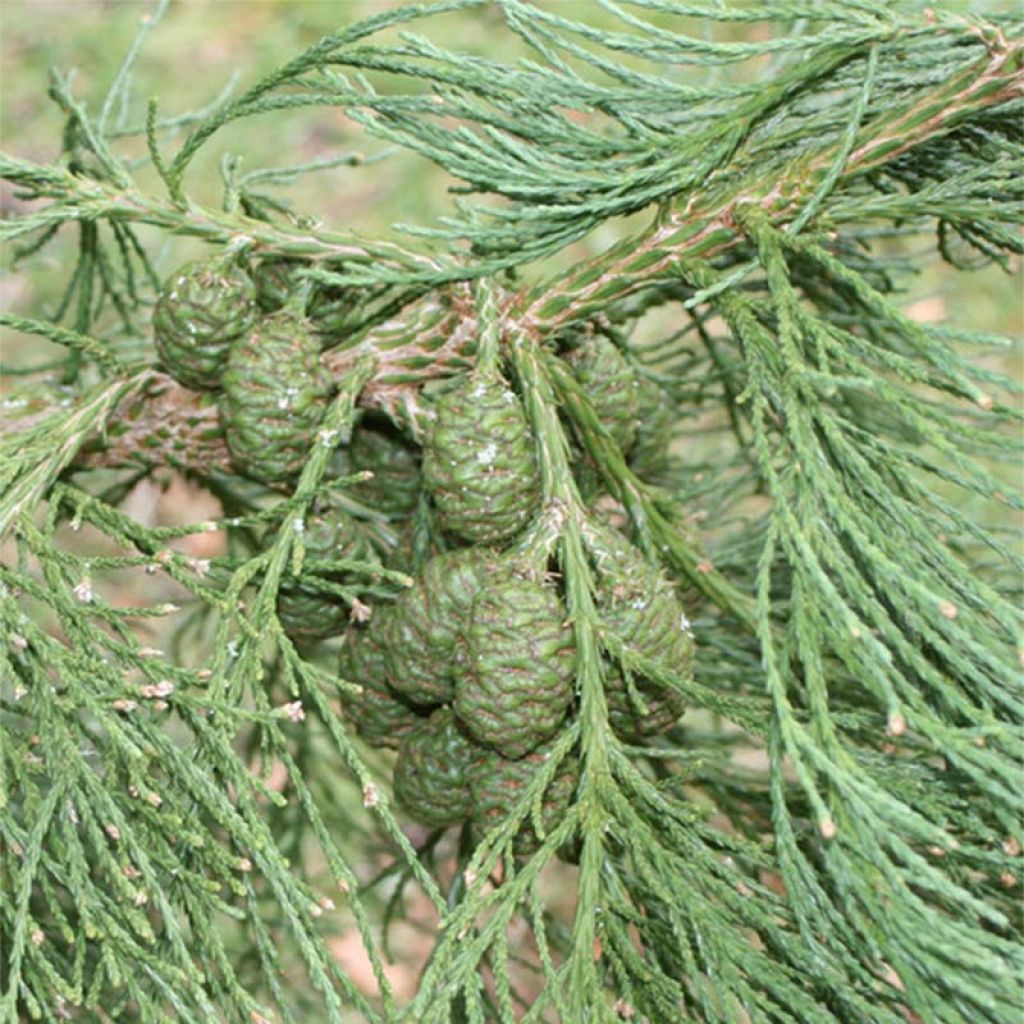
[422,370,540,543]
[251,257,307,312]
[454,570,576,759]
[252,256,351,332]
[567,336,640,454]
[382,547,491,706]
[393,707,475,828]
[277,505,375,643]
[220,309,331,483]
[347,423,422,518]
[339,615,423,749]
[588,525,693,740]
[152,259,258,390]
[470,741,578,855]
[629,376,674,480]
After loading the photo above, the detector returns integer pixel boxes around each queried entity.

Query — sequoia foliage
[0,3,1021,1023]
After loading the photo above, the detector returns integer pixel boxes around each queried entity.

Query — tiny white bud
[280,700,305,723]
[887,712,906,737]
[349,597,372,623]
[362,783,380,808]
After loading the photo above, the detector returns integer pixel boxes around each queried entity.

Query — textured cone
[393,708,476,828]
[252,256,351,329]
[220,310,331,483]
[339,615,423,749]
[382,547,491,706]
[422,370,540,543]
[348,423,422,518]
[588,525,694,740]
[454,572,576,759]
[251,257,307,312]
[276,588,347,644]
[470,742,578,855]
[152,259,258,390]
[567,336,640,454]
[277,506,375,643]
[629,376,674,480]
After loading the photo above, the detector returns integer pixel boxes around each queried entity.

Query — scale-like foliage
[1,2,1021,1023]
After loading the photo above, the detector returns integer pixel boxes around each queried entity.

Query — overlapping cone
[152,259,258,390]
[470,740,579,855]
[586,523,693,740]
[339,614,424,749]
[220,309,331,483]
[276,503,376,643]
[453,567,576,759]
[423,369,540,543]
[567,335,640,454]
[382,547,491,706]
[393,707,475,828]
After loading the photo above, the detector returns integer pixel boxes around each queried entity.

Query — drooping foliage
[1,3,1021,1022]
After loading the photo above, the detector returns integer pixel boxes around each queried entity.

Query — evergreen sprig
[1,2,1021,1022]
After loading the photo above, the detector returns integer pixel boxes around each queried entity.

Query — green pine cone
[382,547,491,706]
[348,422,422,518]
[252,256,351,332]
[277,505,375,643]
[568,336,640,454]
[251,257,307,312]
[629,376,674,480]
[276,588,347,644]
[152,259,258,390]
[339,616,423,749]
[470,741,578,855]
[453,571,576,759]
[393,707,476,828]
[422,370,540,544]
[220,309,331,483]
[588,524,694,740]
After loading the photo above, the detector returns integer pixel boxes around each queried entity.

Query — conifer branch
[1,3,1020,1021]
